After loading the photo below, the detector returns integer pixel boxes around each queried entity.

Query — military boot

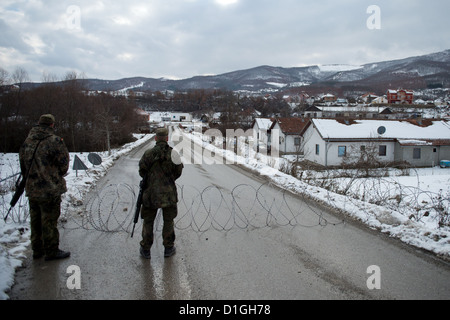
[164,246,176,258]
[140,247,151,259]
[45,249,70,261]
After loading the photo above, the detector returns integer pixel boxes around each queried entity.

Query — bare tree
[41,71,59,84]
[10,67,30,120]
[60,71,87,151]
[11,67,29,85]
[342,140,386,177]
[0,67,9,88]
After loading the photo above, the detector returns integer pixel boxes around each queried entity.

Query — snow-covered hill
[21,50,450,94]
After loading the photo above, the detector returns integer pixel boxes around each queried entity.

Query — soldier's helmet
[39,114,55,126]
[156,128,169,137]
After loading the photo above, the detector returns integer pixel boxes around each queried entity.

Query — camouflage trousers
[29,196,62,256]
[140,205,178,250]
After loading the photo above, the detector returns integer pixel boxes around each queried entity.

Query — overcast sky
[1,0,449,82]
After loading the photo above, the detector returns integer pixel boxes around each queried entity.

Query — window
[294,137,301,146]
[413,148,421,159]
[379,145,387,156]
[315,144,320,155]
[338,146,347,157]
[360,145,366,152]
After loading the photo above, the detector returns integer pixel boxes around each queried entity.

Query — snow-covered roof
[315,105,388,112]
[312,119,450,141]
[253,118,274,130]
[388,89,414,94]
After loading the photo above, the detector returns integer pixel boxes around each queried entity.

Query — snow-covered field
[1,127,449,299]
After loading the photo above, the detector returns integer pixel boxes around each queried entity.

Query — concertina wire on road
[56,181,345,234]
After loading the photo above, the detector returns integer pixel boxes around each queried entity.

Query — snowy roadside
[182,128,450,259]
[0,133,154,300]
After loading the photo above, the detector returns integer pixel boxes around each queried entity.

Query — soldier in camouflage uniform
[19,114,71,261]
[139,128,183,259]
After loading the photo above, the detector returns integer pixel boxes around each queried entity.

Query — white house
[304,105,394,119]
[252,118,275,152]
[150,112,193,122]
[303,119,450,167]
[171,112,192,122]
[269,118,310,154]
[371,96,388,104]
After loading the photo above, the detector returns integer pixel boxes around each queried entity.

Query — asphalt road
[9,129,450,300]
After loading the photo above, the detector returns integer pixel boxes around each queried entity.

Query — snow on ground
[1,126,450,299]
[183,128,450,258]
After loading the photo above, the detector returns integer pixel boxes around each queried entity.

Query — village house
[283,92,311,105]
[251,118,275,152]
[302,119,450,167]
[387,89,414,104]
[200,112,221,124]
[360,92,379,104]
[335,98,349,105]
[150,112,193,122]
[303,105,395,119]
[268,117,310,154]
[303,104,443,120]
[371,96,389,104]
[320,93,337,103]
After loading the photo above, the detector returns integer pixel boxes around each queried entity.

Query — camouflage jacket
[19,125,70,200]
[139,141,183,209]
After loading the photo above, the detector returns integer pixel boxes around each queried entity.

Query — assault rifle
[131,175,148,238]
[4,174,26,222]
[4,137,48,222]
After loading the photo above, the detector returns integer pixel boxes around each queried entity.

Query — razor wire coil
[58,182,344,234]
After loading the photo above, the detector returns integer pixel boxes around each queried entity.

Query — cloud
[215,0,239,6]
[0,0,448,82]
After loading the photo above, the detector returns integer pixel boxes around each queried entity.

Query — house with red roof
[268,118,310,154]
[387,89,414,104]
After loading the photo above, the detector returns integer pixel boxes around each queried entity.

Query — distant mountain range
[26,49,450,94]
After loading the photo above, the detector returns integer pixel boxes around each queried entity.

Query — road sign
[88,153,102,166]
[73,155,88,177]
